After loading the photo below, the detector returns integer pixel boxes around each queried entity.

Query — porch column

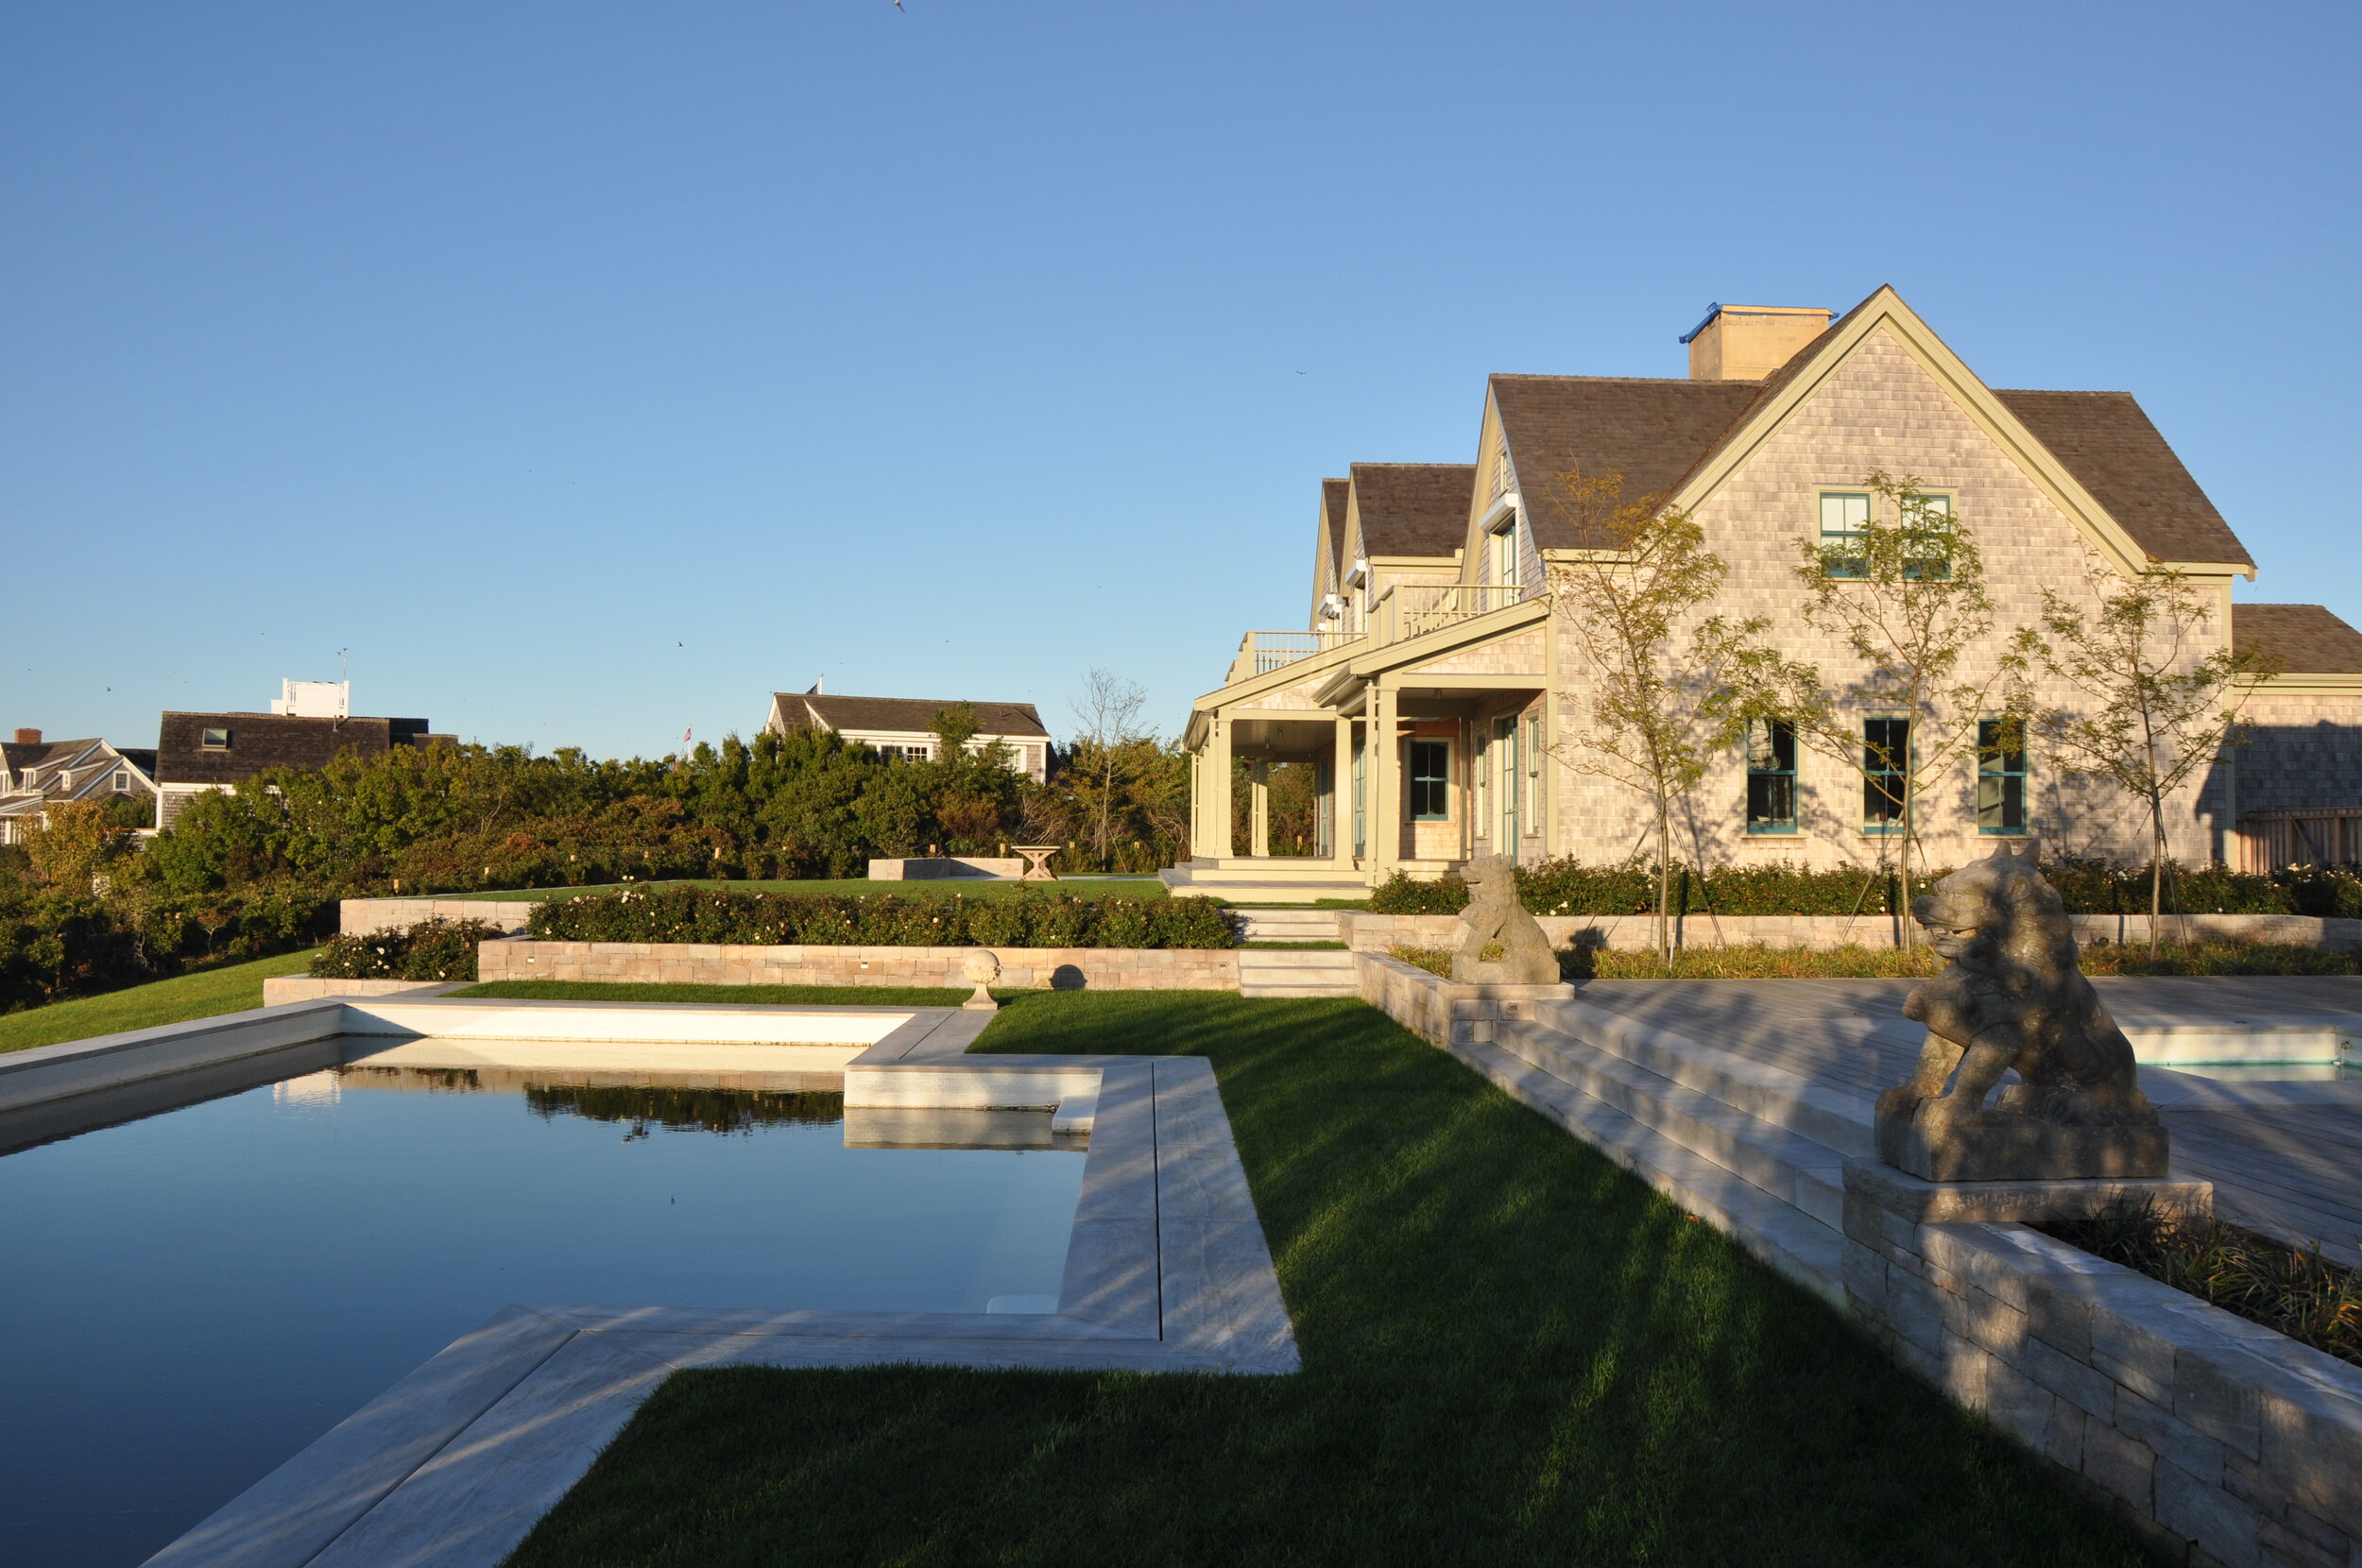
[1250,760,1271,859]
[1194,711,1234,860]
[1370,682,1399,879]
[1331,712,1356,870]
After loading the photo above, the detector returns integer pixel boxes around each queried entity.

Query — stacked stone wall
[478,939,1239,992]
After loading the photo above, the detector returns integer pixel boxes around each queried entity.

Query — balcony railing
[1227,630,1364,685]
[1372,582,1528,645]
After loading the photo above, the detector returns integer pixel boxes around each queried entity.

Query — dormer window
[201,727,231,750]
[1490,513,1519,588]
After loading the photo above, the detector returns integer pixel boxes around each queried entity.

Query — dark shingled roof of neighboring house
[1491,292,2252,566]
[1348,463,1476,558]
[2233,605,2362,674]
[155,714,439,787]
[775,695,1050,739]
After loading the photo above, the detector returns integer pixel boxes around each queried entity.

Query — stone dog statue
[1452,856,1561,984]
[1875,842,2165,1181]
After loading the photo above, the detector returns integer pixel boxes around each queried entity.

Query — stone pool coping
[9,997,1295,1568]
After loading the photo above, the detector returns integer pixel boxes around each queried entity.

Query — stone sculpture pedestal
[1011,845,1061,882]
[961,950,1001,1012]
[1874,1107,2171,1184]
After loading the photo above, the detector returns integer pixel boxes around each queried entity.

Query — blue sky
[5,1,2355,759]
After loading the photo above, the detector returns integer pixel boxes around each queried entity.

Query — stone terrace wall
[1845,1167,2362,1567]
[344,898,535,936]
[1341,912,2360,954]
[1352,950,1575,1049]
[479,939,1239,993]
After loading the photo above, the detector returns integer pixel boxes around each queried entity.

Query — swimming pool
[0,1055,1086,1568]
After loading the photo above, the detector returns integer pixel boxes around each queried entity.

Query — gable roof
[1491,376,1763,549]
[1319,478,1351,579]
[1494,287,2253,571]
[2233,604,2362,674]
[773,694,1050,740]
[1990,391,2249,567]
[1348,463,1475,557]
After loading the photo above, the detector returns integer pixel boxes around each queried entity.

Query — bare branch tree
[2021,556,2281,953]
[1070,669,1150,863]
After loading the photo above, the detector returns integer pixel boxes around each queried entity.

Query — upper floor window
[1408,741,1450,821]
[201,727,231,750]
[1977,718,2028,835]
[1903,492,1954,581]
[1746,719,1798,834]
[1863,717,1909,832]
[1491,515,1519,588]
[1819,492,1871,578]
[112,770,129,793]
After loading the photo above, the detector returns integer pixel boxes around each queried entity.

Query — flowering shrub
[525,888,1241,948]
[308,918,508,980]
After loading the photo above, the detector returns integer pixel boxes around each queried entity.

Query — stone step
[1236,947,1359,998]
[1237,910,1342,942]
[1492,1017,1852,1231]
[1449,1034,1843,1304]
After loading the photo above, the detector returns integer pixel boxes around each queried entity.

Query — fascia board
[1365,553,1463,569]
[1667,288,2162,580]
[2238,672,2362,692]
[1192,635,1367,710]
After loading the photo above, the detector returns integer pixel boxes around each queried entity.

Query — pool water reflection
[0,1062,1086,1568]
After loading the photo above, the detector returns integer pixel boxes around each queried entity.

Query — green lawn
[446,877,1171,904]
[507,991,2148,1568]
[0,949,321,1055]
[454,980,974,1007]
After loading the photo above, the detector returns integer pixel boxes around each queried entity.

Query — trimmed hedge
[310,918,508,981]
[1367,856,2362,919]
[525,887,1242,949]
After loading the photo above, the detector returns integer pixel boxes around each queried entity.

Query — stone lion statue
[1877,843,2156,1135]
[1452,855,1560,984]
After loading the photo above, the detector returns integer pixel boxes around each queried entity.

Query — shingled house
[1174,286,2362,895]
[154,683,452,827]
[763,690,1052,783]
[0,730,158,845]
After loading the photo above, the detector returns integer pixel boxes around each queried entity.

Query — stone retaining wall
[867,857,1024,879]
[342,898,535,936]
[1341,912,2362,954]
[1351,950,1576,1050]
[477,939,1239,992]
[1844,1162,2362,1567]
[261,978,456,1006]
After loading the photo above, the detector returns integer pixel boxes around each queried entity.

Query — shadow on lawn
[505,992,2153,1568]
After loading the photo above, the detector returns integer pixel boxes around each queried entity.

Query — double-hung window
[1745,719,1798,833]
[1409,741,1450,821]
[1819,492,1871,578]
[1977,718,2029,835]
[1862,717,1909,831]
[1903,492,1954,581]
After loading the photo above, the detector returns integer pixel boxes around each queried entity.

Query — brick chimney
[1682,304,1834,381]
[12,728,39,746]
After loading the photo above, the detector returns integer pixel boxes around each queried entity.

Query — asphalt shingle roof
[775,695,1050,739]
[1348,463,1475,558]
[2233,605,2362,674]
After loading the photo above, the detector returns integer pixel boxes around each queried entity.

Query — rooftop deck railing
[1224,586,1533,688]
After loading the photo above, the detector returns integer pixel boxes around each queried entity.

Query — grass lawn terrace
[0,949,321,1055]
[507,990,2152,1567]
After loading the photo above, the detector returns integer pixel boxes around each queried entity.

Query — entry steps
[1236,909,1342,943]
[1456,1000,1878,1307]
[1237,949,1359,999]
[1160,858,1372,903]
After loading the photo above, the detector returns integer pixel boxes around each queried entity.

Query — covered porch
[1169,591,1553,895]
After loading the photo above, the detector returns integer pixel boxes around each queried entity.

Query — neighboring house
[0,729,159,845]
[763,690,1052,784]
[1177,286,2362,893]
[154,682,452,827]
